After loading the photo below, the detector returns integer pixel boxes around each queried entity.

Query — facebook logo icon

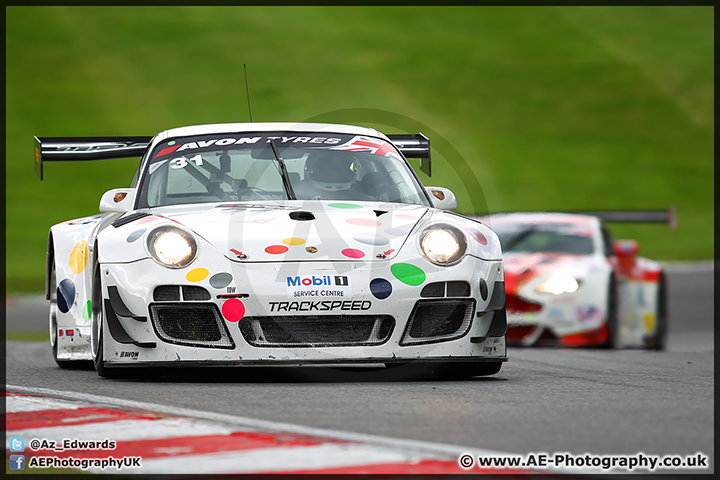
[9,455,25,470]
[9,437,25,452]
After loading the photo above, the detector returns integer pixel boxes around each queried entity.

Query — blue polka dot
[209,272,233,289]
[127,228,146,243]
[370,278,392,300]
[385,228,407,237]
[354,233,390,246]
[57,279,75,313]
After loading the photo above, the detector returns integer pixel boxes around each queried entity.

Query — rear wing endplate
[34,136,152,180]
[387,133,431,177]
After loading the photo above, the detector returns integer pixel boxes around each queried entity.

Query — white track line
[6,394,86,413]
[6,384,508,459]
[8,417,240,445]
[6,384,596,474]
[123,444,437,475]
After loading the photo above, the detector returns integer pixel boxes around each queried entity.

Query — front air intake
[400,299,475,346]
[153,285,211,302]
[149,303,234,349]
[420,281,471,298]
[239,315,395,348]
[505,292,542,314]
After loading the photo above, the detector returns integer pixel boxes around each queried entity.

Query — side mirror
[614,239,639,258]
[425,186,457,210]
[99,188,136,213]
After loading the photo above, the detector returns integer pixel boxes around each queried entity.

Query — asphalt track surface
[5,265,715,474]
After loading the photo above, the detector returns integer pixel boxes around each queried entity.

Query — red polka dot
[468,228,488,245]
[265,245,289,254]
[346,218,381,227]
[222,299,245,322]
[342,248,365,258]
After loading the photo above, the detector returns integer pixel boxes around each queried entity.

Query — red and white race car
[478,211,673,349]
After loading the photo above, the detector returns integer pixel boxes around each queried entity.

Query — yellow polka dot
[282,237,306,246]
[643,313,656,331]
[69,241,88,274]
[186,268,209,282]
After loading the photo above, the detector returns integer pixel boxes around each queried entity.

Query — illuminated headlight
[535,276,580,295]
[420,224,467,266]
[146,226,197,269]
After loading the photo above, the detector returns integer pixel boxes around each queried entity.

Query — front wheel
[91,263,112,377]
[433,362,502,380]
[49,258,75,369]
[600,276,620,349]
[646,273,668,350]
[91,263,147,379]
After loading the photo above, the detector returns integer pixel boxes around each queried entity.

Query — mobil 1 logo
[286,274,352,299]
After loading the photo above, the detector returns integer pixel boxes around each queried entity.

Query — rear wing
[34,136,152,180]
[477,207,677,230]
[387,133,431,177]
[567,208,677,230]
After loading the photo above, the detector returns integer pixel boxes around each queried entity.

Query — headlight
[146,225,197,269]
[420,224,467,266]
[535,276,580,295]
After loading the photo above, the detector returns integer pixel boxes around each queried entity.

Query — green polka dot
[82,301,92,322]
[328,203,362,209]
[391,263,426,286]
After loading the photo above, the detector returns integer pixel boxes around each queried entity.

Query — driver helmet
[304,150,355,191]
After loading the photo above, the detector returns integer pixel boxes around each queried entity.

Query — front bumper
[505,289,608,346]
[99,256,507,366]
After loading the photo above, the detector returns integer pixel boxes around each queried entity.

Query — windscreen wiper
[269,140,296,200]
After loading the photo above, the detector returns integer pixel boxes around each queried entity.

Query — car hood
[150,201,430,262]
[503,252,589,293]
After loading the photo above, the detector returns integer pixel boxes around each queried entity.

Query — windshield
[492,224,595,255]
[137,132,430,208]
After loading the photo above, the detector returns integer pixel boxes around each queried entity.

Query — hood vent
[112,212,151,228]
[289,211,315,221]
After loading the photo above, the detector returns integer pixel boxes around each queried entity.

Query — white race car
[478,212,671,349]
[37,122,507,378]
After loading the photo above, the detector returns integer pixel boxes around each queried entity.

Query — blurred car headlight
[535,276,580,295]
[147,225,197,268]
[420,224,467,266]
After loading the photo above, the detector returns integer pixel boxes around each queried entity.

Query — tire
[600,276,620,349]
[91,263,148,379]
[646,273,668,350]
[433,362,502,380]
[49,257,74,369]
[91,262,112,378]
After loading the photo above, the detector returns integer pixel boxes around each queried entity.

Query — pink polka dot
[222,299,245,322]
[265,245,289,254]
[346,218,381,227]
[395,214,416,220]
[136,216,161,225]
[342,248,365,259]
